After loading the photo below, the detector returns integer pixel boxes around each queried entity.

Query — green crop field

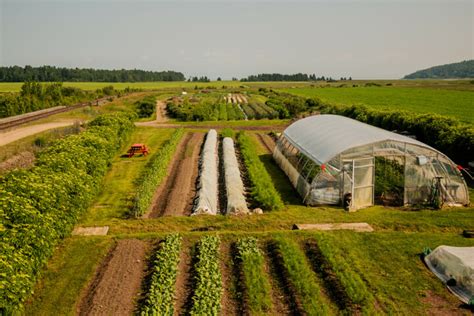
[281,86,474,124]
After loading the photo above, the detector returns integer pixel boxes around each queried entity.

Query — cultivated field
[282,84,474,123]
[1,82,473,315]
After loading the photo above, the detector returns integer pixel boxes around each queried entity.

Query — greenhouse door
[351,157,375,210]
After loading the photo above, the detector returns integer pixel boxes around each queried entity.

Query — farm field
[281,86,474,124]
[2,86,474,316]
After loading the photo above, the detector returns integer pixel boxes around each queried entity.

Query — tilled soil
[174,241,194,316]
[78,239,148,316]
[219,242,242,316]
[149,132,204,217]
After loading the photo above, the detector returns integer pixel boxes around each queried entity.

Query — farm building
[274,115,469,210]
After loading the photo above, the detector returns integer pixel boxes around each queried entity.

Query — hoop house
[274,115,469,210]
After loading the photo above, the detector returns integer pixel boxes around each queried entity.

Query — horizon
[1,0,473,80]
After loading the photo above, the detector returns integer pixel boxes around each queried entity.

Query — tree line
[0,65,185,82]
[240,73,351,82]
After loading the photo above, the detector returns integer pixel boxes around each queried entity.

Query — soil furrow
[78,239,148,316]
[174,240,193,316]
[220,242,242,316]
[149,132,203,217]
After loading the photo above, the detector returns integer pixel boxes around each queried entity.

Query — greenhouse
[274,115,469,210]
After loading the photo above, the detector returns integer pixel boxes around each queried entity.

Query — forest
[404,60,474,79]
[0,66,185,82]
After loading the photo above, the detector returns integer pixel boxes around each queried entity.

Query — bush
[136,96,156,118]
[0,112,135,312]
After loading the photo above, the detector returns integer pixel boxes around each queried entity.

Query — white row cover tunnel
[274,115,469,210]
[193,130,249,215]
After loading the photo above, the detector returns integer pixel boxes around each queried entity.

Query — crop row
[141,234,182,316]
[310,235,374,313]
[189,235,222,316]
[0,113,135,312]
[132,128,185,217]
[241,102,279,120]
[237,132,284,210]
[235,237,272,314]
[167,98,245,121]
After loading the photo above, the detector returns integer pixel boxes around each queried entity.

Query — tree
[217,77,222,81]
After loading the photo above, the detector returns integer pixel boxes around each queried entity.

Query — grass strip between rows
[140,234,182,316]
[237,132,284,210]
[272,237,328,316]
[236,237,272,315]
[190,235,222,316]
[132,128,185,217]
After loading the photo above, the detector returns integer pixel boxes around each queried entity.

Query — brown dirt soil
[220,242,242,316]
[78,239,149,316]
[0,151,35,173]
[421,291,468,315]
[174,241,193,316]
[148,132,204,217]
[263,243,296,315]
[256,133,276,153]
[155,100,169,123]
[0,121,76,146]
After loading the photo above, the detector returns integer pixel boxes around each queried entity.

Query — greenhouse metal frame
[274,115,469,210]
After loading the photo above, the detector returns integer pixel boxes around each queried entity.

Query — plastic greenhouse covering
[424,246,474,304]
[274,115,469,209]
[193,129,218,215]
[222,137,249,214]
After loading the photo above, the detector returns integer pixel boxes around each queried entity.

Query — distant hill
[404,60,474,79]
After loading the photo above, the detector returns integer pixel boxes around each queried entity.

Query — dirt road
[0,121,76,147]
[155,100,169,123]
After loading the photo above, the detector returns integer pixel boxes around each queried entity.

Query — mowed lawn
[79,127,174,224]
[282,86,474,124]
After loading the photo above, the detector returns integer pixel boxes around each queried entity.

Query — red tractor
[127,143,149,157]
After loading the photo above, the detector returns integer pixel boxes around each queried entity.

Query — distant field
[282,86,474,124]
[0,81,315,92]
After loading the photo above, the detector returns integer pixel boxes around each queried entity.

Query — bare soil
[173,241,194,316]
[0,151,35,173]
[264,242,299,315]
[421,291,468,315]
[0,121,75,147]
[78,239,148,316]
[219,242,242,316]
[155,100,169,123]
[148,132,204,217]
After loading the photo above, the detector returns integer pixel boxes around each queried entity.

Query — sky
[0,0,473,79]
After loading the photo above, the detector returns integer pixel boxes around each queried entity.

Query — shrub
[0,112,135,312]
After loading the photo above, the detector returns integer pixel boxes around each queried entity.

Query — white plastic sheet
[223,137,249,214]
[193,129,218,215]
[425,245,474,304]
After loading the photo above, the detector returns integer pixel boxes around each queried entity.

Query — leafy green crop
[0,112,135,312]
[272,237,328,315]
[237,132,283,210]
[141,234,182,316]
[190,235,222,316]
[236,237,272,315]
[131,128,185,217]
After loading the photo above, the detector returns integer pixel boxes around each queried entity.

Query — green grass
[79,127,174,224]
[282,86,474,124]
[24,237,113,316]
